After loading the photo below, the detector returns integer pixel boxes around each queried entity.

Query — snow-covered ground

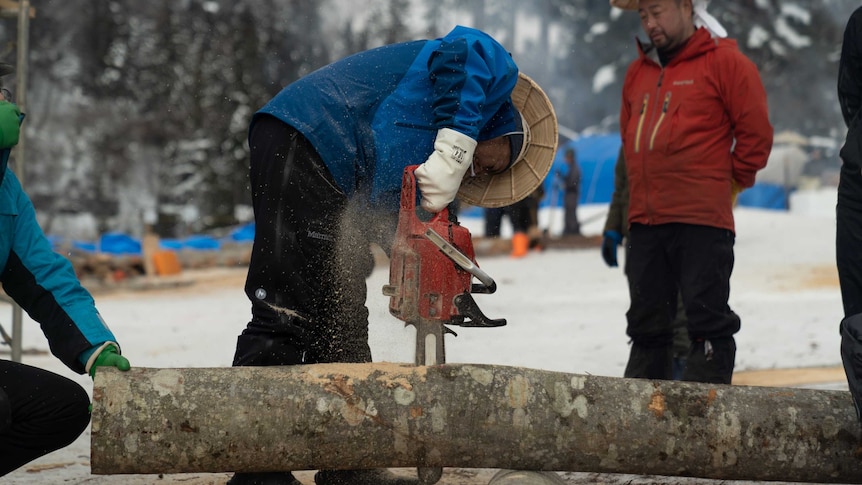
[1,188,848,484]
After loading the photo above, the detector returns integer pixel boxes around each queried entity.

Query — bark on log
[91,364,862,482]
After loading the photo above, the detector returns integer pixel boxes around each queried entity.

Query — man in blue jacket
[229,26,556,485]
[0,64,131,476]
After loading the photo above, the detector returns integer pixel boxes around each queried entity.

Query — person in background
[230,25,556,485]
[484,205,514,239]
[601,147,688,379]
[485,184,544,258]
[611,0,772,384]
[561,148,581,236]
[837,6,862,424]
[0,63,131,476]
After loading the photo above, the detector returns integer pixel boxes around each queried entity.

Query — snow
[1,189,848,483]
[592,64,616,94]
[774,17,812,49]
[781,3,813,25]
[746,24,770,50]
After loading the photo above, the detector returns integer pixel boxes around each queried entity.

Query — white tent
[756,143,809,187]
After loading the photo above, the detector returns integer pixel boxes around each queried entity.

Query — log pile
[64,242,252,287]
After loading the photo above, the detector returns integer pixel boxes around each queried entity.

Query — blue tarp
[72,241,97,253]
[65,225,251,255]
[159,239,184,250]
[159,236,221,251]
[230,223,255,242]
[99,233,142,255]
[737,183,789,210]
[184,235,221,250]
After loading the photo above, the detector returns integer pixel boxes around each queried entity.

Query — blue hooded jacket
[0,110,118,374]
[255,25,520,211]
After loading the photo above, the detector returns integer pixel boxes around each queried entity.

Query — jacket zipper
[649,92,672,151]
[634,94,649,153]
[642,70,665,223]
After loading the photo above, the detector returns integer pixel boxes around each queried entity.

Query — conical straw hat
[609,0,638,10]
[457,73,558,208]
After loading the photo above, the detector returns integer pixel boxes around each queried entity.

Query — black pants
[0,360,90,476]
[484,204,531,237]
[563,190,580,235]
[234,115,394,367]
[624,223,739,383]
[837,167,862,318]
[622,243,689,380]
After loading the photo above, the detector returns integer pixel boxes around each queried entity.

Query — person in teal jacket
[0,64,130,476]
[230,25,556,485]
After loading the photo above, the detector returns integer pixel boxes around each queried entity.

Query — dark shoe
[227,472,302,485]
[683,337,736,384]
[623,342,673,380]
[841,313,862,421]
[314,469,419,485]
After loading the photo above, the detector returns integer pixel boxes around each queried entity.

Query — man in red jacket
[611,0,772,383]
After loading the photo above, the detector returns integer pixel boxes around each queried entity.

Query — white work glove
[415,128,477,212]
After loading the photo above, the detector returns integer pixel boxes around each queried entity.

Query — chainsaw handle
[401,165,450,222]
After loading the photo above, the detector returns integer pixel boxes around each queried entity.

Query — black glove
[601,230,623,267]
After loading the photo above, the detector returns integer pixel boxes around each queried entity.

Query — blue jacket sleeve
[427,26,520,140]
[0,170,118,373]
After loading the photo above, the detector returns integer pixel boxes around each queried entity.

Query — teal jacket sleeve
[0,170,118,374]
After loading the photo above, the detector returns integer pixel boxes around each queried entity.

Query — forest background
[0,0,851,239]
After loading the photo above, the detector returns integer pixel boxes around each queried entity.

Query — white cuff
[415,128,477,212]
[84,341,119,375]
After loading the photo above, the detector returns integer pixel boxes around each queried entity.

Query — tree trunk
[91,363,862,482]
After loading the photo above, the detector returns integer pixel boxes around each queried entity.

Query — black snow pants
[624,223,739,384]
[0,360,90,476]
[837,166,862,423]
[837,165,862,319]
[233,115,395,368]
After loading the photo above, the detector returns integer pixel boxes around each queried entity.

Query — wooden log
[91,364,862,482]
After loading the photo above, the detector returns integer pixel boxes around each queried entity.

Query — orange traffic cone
[510,232,529,258]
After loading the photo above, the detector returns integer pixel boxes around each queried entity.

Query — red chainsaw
[381,165,506,485]
[382,165,505,367]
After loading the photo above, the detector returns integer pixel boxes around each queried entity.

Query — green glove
[89,344,131,378]
[0,101,20,149]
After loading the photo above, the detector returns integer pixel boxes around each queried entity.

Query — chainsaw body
[385,202,474,325]
[383,165,505,365]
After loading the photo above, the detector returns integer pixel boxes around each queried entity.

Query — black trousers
[0,360,90,476]
[484,203,531,237]
[837,166,862,318]
[623,241,689,371]
[563,190,580,235]
[624,223,739,383]
[234,115,396,367]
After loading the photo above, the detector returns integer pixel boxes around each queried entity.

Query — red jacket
[620,28,773,232]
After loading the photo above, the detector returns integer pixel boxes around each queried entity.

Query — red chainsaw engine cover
[385,165,476,323]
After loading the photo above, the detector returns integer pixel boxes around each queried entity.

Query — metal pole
[10,0,30,363]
